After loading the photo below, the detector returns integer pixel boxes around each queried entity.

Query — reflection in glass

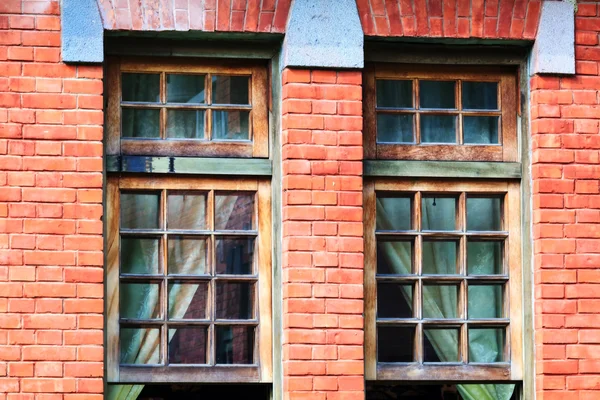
[377,283,413,318]
[376,114,414,143]
[120,192,160,229]
[122,108,160,138]
[167,236,208,275]
[422,197,456,231]
[376,80,413,108]
[420,115,456,143]
[463,116,499,144]
[462,81,498,110]
[168,283,208,319]
[467,197,502,231]
[377,326,414,362]
[167,74,205,103]
[212,76,250,104]
[216,281,254,319]
[376,240,413,275]
[215,238,255,275]
[212,110,250,140]
[215,193,255,230]
[422,241,458,275]
[166,110,205,139]
[120,237,159,275]
[168,327,207,364]
[120,283,160,319]
[216,325,254,364]
[424,328,459,362]
[422,284,458,319]
[167,192,207,230]
[122,73,160,102]
[419,81,455,109]
[120,327,160,364]
[468,241,503,275]
[469,284,504,319]
[376,196,412,231]
[469,328,505,363]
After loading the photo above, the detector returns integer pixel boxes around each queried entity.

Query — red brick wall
[531,4,600,400]
[281,69,364,400]
[0,0,104,397]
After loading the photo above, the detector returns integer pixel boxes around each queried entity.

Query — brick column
[281,69,364,400]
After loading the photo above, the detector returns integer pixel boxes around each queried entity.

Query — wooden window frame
[106,176,273,383]
[364,179,523,382]
[106,57,269,158]
[364,64,518,162]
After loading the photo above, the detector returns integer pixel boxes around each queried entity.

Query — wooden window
[364,180,522,382]
[106,176,272,383]
[364,65,518,161]
[106,58,269,158]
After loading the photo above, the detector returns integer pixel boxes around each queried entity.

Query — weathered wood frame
[106,176,272,383]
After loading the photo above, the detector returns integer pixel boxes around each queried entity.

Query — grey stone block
[531,1,575,75]
[61,0,104,63]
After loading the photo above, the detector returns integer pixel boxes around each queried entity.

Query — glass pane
[376,114,414,143]
[167,74,205,104]
[120,327,160,364]
[377,283,413,318]
[419,81,455,109]
[216,281,254,319]
[468,241,503,275]
[420,115,456,143]
[167,236,208,275]
[424,328,459,362]
[421,197,456,231]
[463,116,499,144]
[462,81,498,110]
[377,326,414,362]
[216,326,254,364]
[215,238,255,275]
[120,237,159,274]
[120,283,160,319]
[376,240,413,275]
[422,241,458,275]
[215,192,255,230]
[168,282,208,319]
[166,110,205,139]
[122,73,160,103]
[212,110,250,141]
[376,80,413,108]
[120,192,160,230]
[422,284,458,319]
[468,284,504,319]
[121,108,160,138]
[376,196,412,231]
[469,328,505,363]
[467,197,502,231]
[168,327,207,364]
[167,192,207,230]
[212,75,250,104]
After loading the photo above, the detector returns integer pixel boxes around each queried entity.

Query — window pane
[422,241,458,275]
[120,237,159,275]
[377,326,414,362]
[212,110,250,140]
[168,282,208,319]
[167,74,205,104]
[468,284,504,319]
[212,75,250,104]
[462,81,498,110]
[420,115,456,143]
[376,114,414,143]
[376,80,413,108]
[376,196,412,231]
[216,281,255,319]
[215,238,255,275]
[167,192,207,230]
[120,192,160,230]
[421,197,456,231]
[216,326,254,364]
[377,283,413,318]
[167,236,208,275]
[120,283,160,319]
[419,81,455,109]
[469,328,505,363]
[215,193,255,230]
[463,116,499,144]
[376,240,413,275]
[122,108,160,138]
[468,241,503,275]
[168,327,207,364]
[122,73,160,103]
[424,328,459,362]
[166,110,205,139]
[120,327,160,364]
[422,284,458,319]
[467,197,502,231]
